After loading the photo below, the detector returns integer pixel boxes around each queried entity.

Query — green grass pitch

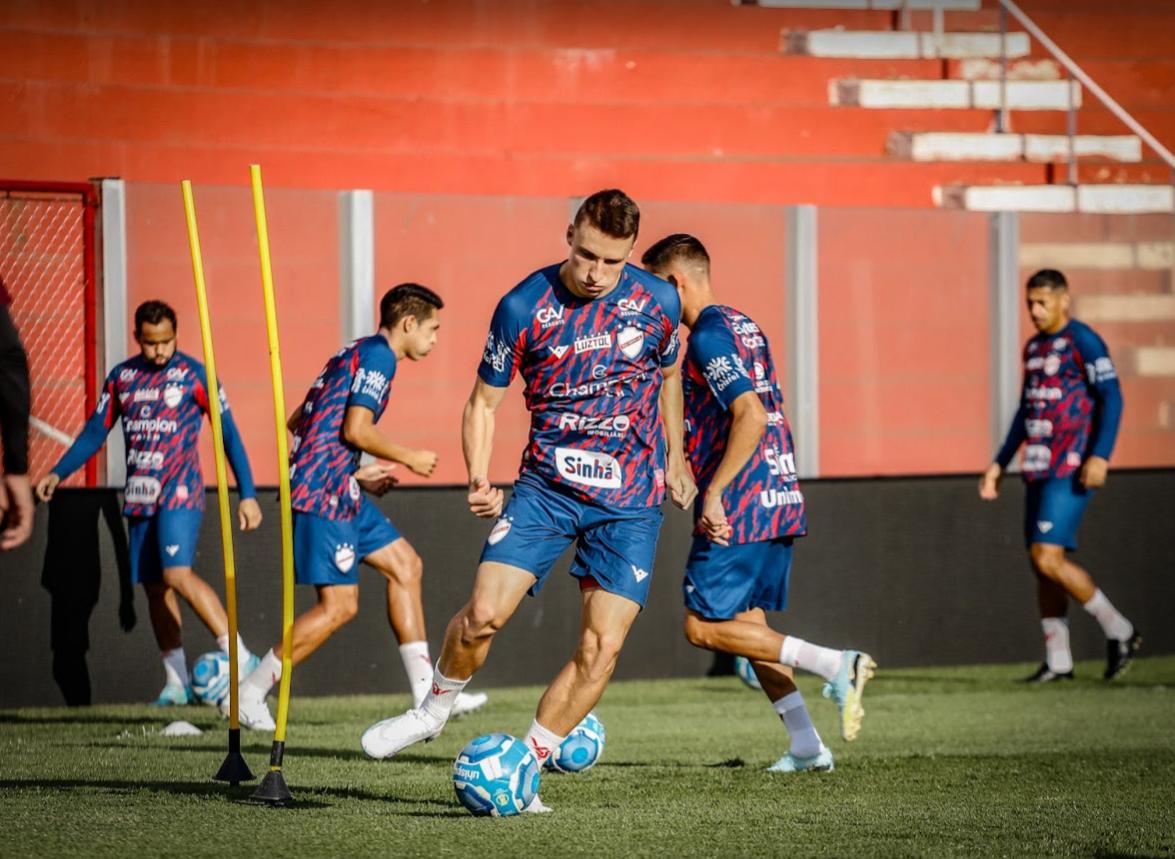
[2,657,1173,858]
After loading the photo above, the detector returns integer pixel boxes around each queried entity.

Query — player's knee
[160,567,197,591]
[1030,544,1065,578]
[323,593,359,627]
[398,548,424,586]
[682,614,712,649]
[575,629,624,681]
[458,598,503,643]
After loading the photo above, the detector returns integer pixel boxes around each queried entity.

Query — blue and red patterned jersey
[479,263,681,509]
[996,318,1123,482]
[52,352,255,517]
[682,305,806,544]
[289,334,396,520]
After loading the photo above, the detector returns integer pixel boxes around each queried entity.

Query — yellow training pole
[248,164,296,806]
[180,180,254,787]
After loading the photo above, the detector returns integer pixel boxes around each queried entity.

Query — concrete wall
[2,469,1171,708]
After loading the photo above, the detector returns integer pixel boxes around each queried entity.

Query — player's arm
[1078,330,1123,490]
[980,374,1028,501]
[462,378,507,518]
[35,375,120,503]
[702,391,768,546]
[0,304,33,549]
[660,363,696,510]
[286,402,304,433]
[341,405,437,477]
[217,393,262,531]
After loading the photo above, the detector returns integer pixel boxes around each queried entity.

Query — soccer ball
[191,651,231,706]
[547,711,606,774]
[734,656,762,690]
[452,733,540,817]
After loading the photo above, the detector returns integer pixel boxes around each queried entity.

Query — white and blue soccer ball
[547,711,606,774]
[452,733,540,817]
[191,651,231,706]
[734,656,762,690]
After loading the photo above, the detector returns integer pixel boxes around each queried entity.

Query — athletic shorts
[683,535,794,621]
[1024,476,1093,550]
[127,507,203,584]
[293,496,402,586]
[479,473,663,609]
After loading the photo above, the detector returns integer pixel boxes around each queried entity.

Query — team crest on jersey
[348,476,361,501]
[618,326,644,359]
[163,384,183,408]
[1043,355,1061,376]
[334,543,356,572]
[487,517,512,546]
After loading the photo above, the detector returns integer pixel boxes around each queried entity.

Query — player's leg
[130,514,192,705]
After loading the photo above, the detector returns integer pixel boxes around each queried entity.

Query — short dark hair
[134,300,177,335]
[573,189,640,240]
[1026,269,1068,291]
[380,283,443,329]
[641,233,711,273]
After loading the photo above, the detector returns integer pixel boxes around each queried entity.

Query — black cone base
[214,751,255,786]
[252,770,293,805]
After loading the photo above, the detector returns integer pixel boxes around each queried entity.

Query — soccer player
[980,268,1139,682]
[642,234,875,773]
[361,190,695,811]
[234,283,487,730]
[35,300,262,704]
[0,275,34,551]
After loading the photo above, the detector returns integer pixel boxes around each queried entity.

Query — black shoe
[1022,663,1074,684]
[1104,631,1142,680]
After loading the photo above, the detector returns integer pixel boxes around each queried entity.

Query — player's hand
[237,498,263,532]
[700,491,732,547]
[666,456,697,510]
[468,476,504,519]
[1,473,35,551]
[1080,456,1109,489]
[34,473,60,504]
[355,462,399,496]
[408,449,439,478]
[978,463,1002,501]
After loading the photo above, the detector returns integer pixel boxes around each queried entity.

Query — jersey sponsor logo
[487,517,511,546]
[550,344,570,359]
[125,416,179,435]
[127,449,165,470]
[548,378,622,399]
[133,388,160,403]
[119,368,138,382]
[759,488,804,509]
[557,413,631,437]
[1025,419,1053,437]
[482,332,512,374]
[176,485,189,501]
[618,298,647,316]
[591,363,608,379]
[536,303,566,328]
[163,384,183,408]
[1087,356,1117,383]
[352,367,389,401]
[1026,386,1063,402]
[555,448,622,489]
[664,331,680,357]
[630,564,649,583]
[348,476,361,501]
[751,361,773,394]
[334,543,356,572]
[766,411,785,426]
[166,366,188,381]
[618,326,644,359]
[574,333,612,355]
[703,354,746,392]
[732,318,765,349]
[1053,338,1068,351]
[97,392,111,414]
[218,387,231,413]
[765,447,797,477]
[125,475,162,505]
[1023,444,1051,472]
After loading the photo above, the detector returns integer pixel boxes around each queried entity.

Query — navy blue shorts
[127,507,203,584]
[293,496,402,586]
[1025,476,1093,550]
[479,474,663,609]
[683,536,794,621]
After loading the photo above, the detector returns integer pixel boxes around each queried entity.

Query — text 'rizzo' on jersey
[478,263,681,509]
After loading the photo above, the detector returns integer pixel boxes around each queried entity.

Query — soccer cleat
[151,682,194,707]
[1104,631,1142,680]
[1022,663,1075,684]
[361,708,444,760]
[230,691,276,731]
[523,794,553,814]
[451,691,489,719]
[822,650,876,742]
[767,745,835,773]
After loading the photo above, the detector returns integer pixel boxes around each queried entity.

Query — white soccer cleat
[451,691,489,718]
[222,691,276,732]
[523,794,552,814]
[361,708,443,760]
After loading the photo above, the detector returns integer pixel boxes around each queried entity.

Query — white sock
[419,668,468,724]
[523,719,566,768]
[1082,590,1133,641]
[779,637,844,682]
[242,648,283,698]
[773,691,823,760]
[217,632,255,671]
[1041,617,1073,673]
[399,641,433,707]
[161,647,188,687]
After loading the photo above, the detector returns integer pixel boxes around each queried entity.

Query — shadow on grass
[0,713,180,726]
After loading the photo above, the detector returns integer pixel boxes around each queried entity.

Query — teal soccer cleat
[823,650,877,742]
[151,682,194,707]
[767,746,834,773]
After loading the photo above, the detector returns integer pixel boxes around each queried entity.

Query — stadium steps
[1073,295,1175,324]
[783,29,1028,59]
[1020,241,1172,271]
[934,184,1174,213]
[888,132,1141,162]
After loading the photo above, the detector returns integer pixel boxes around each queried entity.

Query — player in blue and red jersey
[362,191,696,810]
[234,284,486,730]
[643,234,876,772]
[35,300,262,705]
[980,269,1139,682]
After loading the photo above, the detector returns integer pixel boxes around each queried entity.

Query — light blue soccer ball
[452,733,540,817]
[734,656,762,690]
[191,651,231,706]
[547,711,606,774]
